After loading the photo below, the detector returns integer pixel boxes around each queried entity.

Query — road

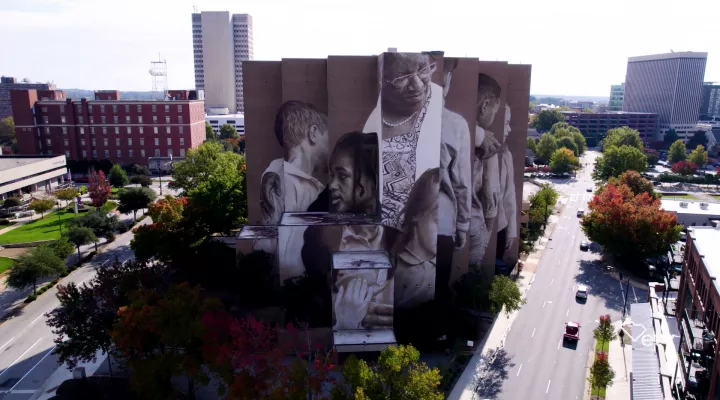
[0,223,143,399]
[477,151,648,399]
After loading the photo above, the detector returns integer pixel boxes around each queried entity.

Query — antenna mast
[149,54,168,100]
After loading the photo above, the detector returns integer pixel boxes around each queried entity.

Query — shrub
[0,219,10,226]
[59,270,69,277]
[117,223,130,234]
[24,294,37,303]
[3,197,22,208]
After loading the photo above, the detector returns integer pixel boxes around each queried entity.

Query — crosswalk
[568,194,594,203]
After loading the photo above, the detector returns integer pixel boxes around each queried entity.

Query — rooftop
[205,113,245,120]
[661,199,720,216]
[562,111,658,116]
[0,155,66,172]
[628,52,708,63]
[688,227,720,293]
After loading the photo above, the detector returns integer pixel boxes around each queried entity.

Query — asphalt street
[477,151,648,399]
[0,222,143,399]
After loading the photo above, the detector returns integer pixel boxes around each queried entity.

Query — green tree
[593,314,617,350]
[582,107,593,113]
[686,130,708,150]
[332,345,444,400]
[70,209,119,251]
[489,275,525,315]
[556,136,579,156]
[3,197,22,208]
[29,198,55,219]
[117,187,156,219]
[219,123,239,139]
[645,149,659,166]
[571,131,587,155]
[7,245,65,294]
[50,236,76,260]
[602,126,643,152]
[607,170,658,199]
[526,137,537,152]
[535,134,557,164]
[205,122,216,140]
[588,352,615,394]
[65,226,97,265]
[668,139,687,164]
[532,109,565,133]
[592,145,648,182]
[108,164,129,188]
[663,129,679,148]
[130,175,152,187]
[54,187,79,207]
[688,144,708,169]
[549,147,580,174]
[133,164,151,176]
[0,116,16,152]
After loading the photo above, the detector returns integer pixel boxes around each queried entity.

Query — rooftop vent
[700,202,709,210]
[680,202,688,208]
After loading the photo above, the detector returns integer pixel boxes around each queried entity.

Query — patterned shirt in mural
[381,88,431,230]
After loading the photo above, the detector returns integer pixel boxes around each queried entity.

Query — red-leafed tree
[581,183,681,272]
[88,169,111,207]
[671,160,697,176]
[148,196,187,228]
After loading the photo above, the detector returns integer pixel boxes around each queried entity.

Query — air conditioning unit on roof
[680,202,688,208]
[700,203,709,209]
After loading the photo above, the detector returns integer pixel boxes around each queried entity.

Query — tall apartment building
[191,11,254,114]
[11,89,205,166]
[608,83,624,111]
[701,82,720,120]
[623,52,707,142]
[0,76,58,120]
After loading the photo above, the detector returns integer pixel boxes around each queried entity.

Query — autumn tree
[108,164,129,188]
[3,197,21,208]
[588,352,615,394]
[54,187,79,207]
[581,183,681,271]
[592,145,647,182]
[532,109,565,133]
[549,147,580,174]
[130,197,187,262]
[601,126,643,152]
[593,314,617,350]
[671,160,697,176]
[607,170,658,199]
[29,198,55,218]
[534,134,557,164]
[489,275,525,316]
[331,345,444,400]
[7,245,65,294]
[668,139,687,164]
[688,144,708,169]
[88,170,111,207]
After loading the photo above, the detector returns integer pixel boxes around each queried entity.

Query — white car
[576,285,588,299]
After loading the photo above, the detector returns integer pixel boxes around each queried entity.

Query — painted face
[382,54,434,113]
[477,99,500,129]
[504,104,512,141]
[329,152,355,212]
[310,125,330,166]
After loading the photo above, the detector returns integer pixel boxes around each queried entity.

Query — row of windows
[43,114,185,124]
[42,137,184,147]
[39,125,187,135]
[75,148,184,159]
[40,103,184,116]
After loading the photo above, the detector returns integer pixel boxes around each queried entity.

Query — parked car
[580,241,590,251]
[577,209,585,217]
[576,285,588,299]
[586,187,593,192]
[563,321,581,341]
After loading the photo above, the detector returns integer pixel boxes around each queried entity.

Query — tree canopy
[55,187,79,207]
[688,144,708,168]
[219,123,239,139]
[489,275,525,315]
[534,134,557,164]
[0,116,16,153]
[526,137,537,152]
[663,129,679,148]
[668,140,687,164]
[70,209,119,251]
[602,126,643,152]
[29,198,55,218]
[205,122,216,140]
[108,164,129,188]
[671,160,697,176]
[556,136,579,156]
[65,226,97,263]
[607,171,658,199]
[532,110,565,133]
[592,145,647,182]
[117,187,156,219]
[549,147,580,174]
[88,170,111,207]
[686,130,708,151]
[7,245,65,294]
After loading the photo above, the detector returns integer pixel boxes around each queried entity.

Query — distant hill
[531,94,609,103]
[61,89,163,100]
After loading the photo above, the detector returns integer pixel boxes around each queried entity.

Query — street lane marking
[0,337,42,379]
[566,309,569,316]
[551,278,554,285]
[557,340,561,349]
[532,328,536,338]
[632,286,638,303]
[8,345,56,393]
[0,337,15,351]
[31,314,44,325]
[546,380,551,393]
[543,301,547,308]
[619,281,626,305]
[517,364,523,376]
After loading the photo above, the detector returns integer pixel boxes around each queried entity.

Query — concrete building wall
[0,155,67,198]
[0,77,53,120]
[197,11,237,113]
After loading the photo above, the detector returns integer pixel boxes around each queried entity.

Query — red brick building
[11,89,205,166]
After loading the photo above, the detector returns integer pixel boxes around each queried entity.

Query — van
[577,209,585,217]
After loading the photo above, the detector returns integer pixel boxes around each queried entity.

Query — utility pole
[620,272,630,321]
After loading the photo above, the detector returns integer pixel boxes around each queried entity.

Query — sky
[1,0,719,97]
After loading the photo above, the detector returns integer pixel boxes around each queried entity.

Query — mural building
[238,52,531,351]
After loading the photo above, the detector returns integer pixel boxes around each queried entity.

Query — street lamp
[620,272,631,321]
[57,201,62,236]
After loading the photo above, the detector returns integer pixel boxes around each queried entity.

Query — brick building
[0,76,57,120]
[11,89,205,166]
[562,110,658,146]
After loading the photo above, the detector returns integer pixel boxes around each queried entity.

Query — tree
[671,160,697,176]
[668,139,687,164]
[644,148,660,166]
[607,171,658,199]
[592,145,647,182]
[117,187,156,219]
[534,134,557,164]
[526,137,537,152]
[593,314,617,350]
[488,275,525,316]
[332,345,444,400]
[219,123,239,139]
[55,187,79,207]
[3,197,21,208]
[7,245,65,294]
[588,352,615,394]
[556,136,579,156]
[65,226,97,264]
[133,164,151,176]
[549,148,580,174]
[205,122,216,140]
[571,131,587,155]
[532,109,565,133]
[686,130,708,150]
[149,196,187,227]
[71,209,119,251]
[688,144,708,169]
[50,236,76,260]
[108,164,129,188]
[88,170,111,207]
[663,129,679,148]
[581,183,682,271]
[0,116,16,152]
[602,126,643,152]
[130,175,152,187]
[29,198,55,219]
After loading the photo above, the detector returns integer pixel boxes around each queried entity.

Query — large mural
[239,52,531,349]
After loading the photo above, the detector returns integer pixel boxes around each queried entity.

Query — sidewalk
[29,349,108,400]
[604,336,632,400]
[448,198,565,400]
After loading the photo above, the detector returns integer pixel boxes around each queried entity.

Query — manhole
[0,378,19,389]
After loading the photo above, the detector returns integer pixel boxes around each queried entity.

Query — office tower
[623,52,707,141]
[700,82,720,120]
[608,83,624,111]
[191,11,254,113]
[0,76,56,120]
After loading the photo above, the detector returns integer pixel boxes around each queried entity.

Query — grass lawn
[0,257,15,274]
[659,193,699,200]
[0,209,80,245]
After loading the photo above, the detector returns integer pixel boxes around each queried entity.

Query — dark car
[563,322,581,341]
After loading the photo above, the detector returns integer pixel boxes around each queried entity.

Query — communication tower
[149,54,168,99]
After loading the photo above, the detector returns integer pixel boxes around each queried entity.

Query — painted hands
[334,278,374,330]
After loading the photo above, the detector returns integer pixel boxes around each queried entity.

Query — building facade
[676,226,720,399]
[623,52,707,141]
[562,111,658,146]
[0,155,68,200]
[0,76,57,120]
[608,83,624,111]
[11,89,205,166]
[206,113,245,135]
[661,199,720,228]
[191,11,254,114]
[701,82,720,120]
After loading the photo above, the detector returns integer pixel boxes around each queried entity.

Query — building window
[79,127,85,134]
[179,126,184,134]
[178,116,183,123]
[62,127,67,135]
[125,104,130,112]
[166,127,170,134]
[165,116,170,123]
[113,116,118,123]
[61,116,66,124]
[141,149,145,157]
[167,138,172,145]
[43,116,48,123]
[125,116,130,123]
[128,138,132,146]
[38,140,41,148]
[129,150,134,157]
[60,105,65,113]
[104,138,109,146]
[81,139,86,146]
[82,150,87,158]
[116,149,121,157]
[178,104,182,112]
[168,149,173,157]
[165,105,169,112]
[138,116,143,123]
[153,116,158,123]
[127,127,131,134]
[102,127,108,135]
[90,116,94,123]
[115,138,120,146]
[78,116,84,124]
[101,116,106,123]
[104,150,109,158]
[137,104,142,112]
[139,127,144,134]
[154,138,159,145]
[92,150,97,158]
[91,127,95,134]
[115,127,119,134]
[112,105,117,113]
[64,139,69,147]
[179,138,184,146]
[140,138,144,146]
[92,138,96,146]
[87,106,92,114]
[46,138,51,145]
[42,106,48,112]
[154,127,158,134]
[45,127,50,134]
[180,148,185,157]
[152,104,157,112]
[47,150,52,155]
[100,105,105,113]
